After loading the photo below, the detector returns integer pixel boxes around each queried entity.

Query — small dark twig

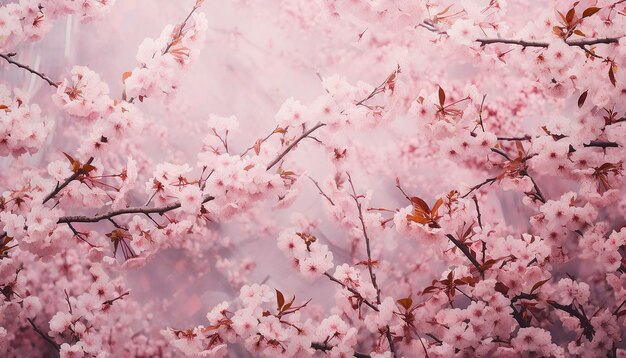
[43,157,95,204]
[0,53,58,88]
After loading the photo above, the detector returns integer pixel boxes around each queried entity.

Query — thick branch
[266,122,326,170]
[548,301,595,341]
[311,342,371,358]
[445,234,484,274]
[584,140,619,148]
[58,194,214,224]
[27,318,60,351]
[1,53,58,88]
[476,37,622,48]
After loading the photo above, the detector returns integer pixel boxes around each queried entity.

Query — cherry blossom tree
[1,0,625,357]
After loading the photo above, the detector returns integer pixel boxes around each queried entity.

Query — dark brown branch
[476,37,622,48]
[266,122,326,170]
[584,140,619,148]
[58,194,214,224]
[311,342,371,358]
[0,53,59,88]
[445,234,484,274]
[42,157,94,204]
[324,272,379,312]
[461,177,497,199]
[27,318,60,351]
[548,301,595,341]
[471,196,482,230]
[102,291,130,306]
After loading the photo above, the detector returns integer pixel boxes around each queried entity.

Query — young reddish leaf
[410,196,430,213]
[573,29,587,37]
[552,26,564,37]
[438,86,446,107]
[253,139,262,155]
[397,297,413,310]
[82,163,97,174]
[275,289,285,311]
[122,71,132,82]
[565,8,575,24]
[63,152,81,173]
[609,65,617,86]
[577,90,588,108]
[282,295,296,312]
[431,198,443,218]
[495,282,509,295]
[0,105,8,111]
[582,7,601,18]
[273,127,287,134]
[530,278,550,293]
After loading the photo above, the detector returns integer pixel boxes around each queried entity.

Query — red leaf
[582,7,601,18]
[577,90,588,108]
[276,289,285,311]
[122,71,132,82]
[609,65,617,86]
[438,86,446,107]
[566,8,576,24]
[397,297,413,310]
[530,278,550,293]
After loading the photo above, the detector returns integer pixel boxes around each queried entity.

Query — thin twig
[162,4,202,55]
[324,272,379,312]
[266,122,326,170]
[0,53,58,88]
[42,157,95,204]
[345,173,397,358]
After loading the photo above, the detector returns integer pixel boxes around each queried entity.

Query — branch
[42,157,95,204]
[548,301,595,341]
[311,342,371,358]
[162,3,203,55]
[58,194,215,224]
[445,234,484,274]
[345,173,397,358]
[0,53,58,88]
[266,122,326,171]
[324,272,379,312]
[476,36,622,48]
[27,318,60,351]
[584,140,619,148]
